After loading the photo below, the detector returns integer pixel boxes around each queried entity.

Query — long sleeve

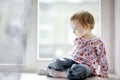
[95,42,109,76]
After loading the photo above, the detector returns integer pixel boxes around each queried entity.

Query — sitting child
[38,11,109,80]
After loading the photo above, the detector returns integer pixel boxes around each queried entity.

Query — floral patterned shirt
[70,37,109,76]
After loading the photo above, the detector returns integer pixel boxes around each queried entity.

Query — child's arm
[98,53,109,78]
[98,74,108,78]
[96,43,109,78]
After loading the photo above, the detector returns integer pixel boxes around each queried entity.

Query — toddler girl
[38,11,109,80]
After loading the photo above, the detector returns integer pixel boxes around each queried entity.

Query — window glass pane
[37,0,100,59]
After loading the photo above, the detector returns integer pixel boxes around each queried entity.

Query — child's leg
[45,58,75,78]
[38,58,75,78]
[47,69,67,78]
[37,68,67,78]
[66,63,92,80]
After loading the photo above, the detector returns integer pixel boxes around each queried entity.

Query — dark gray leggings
[46,58,94,80]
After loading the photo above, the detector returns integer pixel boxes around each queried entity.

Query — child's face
[71,20,89,38]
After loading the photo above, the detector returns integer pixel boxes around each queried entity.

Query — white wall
[114,0,120,76]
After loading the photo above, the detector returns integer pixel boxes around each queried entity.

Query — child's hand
[98,74,108,78]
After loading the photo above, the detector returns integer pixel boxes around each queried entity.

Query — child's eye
[73,29,76,32]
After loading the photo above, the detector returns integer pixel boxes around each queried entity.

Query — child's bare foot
[37,68,46,75]
[48,69,67,78]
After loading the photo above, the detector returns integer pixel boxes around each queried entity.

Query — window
[37,0,100,59]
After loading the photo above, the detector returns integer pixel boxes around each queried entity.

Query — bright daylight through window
[37,0,100,59]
